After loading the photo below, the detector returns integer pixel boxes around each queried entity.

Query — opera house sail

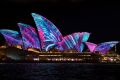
[0,13,119,57]
[73,32,90,52]
[0,12,119,63]
[85,41,119,54]
[18,23,41,50]
[0,29,22,46]
[55,32,89,52]
[85,42,97,52]
[95,41,119,54]
[31,13,63,51]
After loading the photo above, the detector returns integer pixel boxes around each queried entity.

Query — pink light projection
[85,42,97,52]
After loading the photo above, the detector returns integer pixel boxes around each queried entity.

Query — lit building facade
[0,13,119,55]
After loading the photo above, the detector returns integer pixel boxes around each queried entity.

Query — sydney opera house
[0,13,119,62]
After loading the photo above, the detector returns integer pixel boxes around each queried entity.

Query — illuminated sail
[72,32,83,52]
[31,13,63,51]
[18,23,41,50]
[55,33,85,52]
[81,32,90,42]
[0,13,118,54]
[95,41,119,54]
[55,34,76,51]
[85,42,97,52]
[0,29,22,46]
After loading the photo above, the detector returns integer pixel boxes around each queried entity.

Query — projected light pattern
[62,35,76,50]
[18,23,41,50]
[95,41,119,54]
[0,29,22,46]
[55,33,86,52]
[0,13,119,53]
[81,32,90,42]
[31,13,63,51]
[85,42,97,52]
[55,34,77,51]
[72,32,85,52]
[79,43,84,52]
[45,44,56,51]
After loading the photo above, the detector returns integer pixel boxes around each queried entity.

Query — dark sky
[0,0,120,45]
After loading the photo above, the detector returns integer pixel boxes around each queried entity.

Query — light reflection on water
[0,63,120,80]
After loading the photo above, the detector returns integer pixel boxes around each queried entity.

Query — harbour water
[0,63,120,80]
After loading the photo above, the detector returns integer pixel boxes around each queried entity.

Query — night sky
[0,0,120,45]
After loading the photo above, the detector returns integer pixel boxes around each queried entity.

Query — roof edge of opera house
[0,13,119,54]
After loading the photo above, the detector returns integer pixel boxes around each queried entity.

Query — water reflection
[0,63,120,80]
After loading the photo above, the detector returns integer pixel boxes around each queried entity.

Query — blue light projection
[70,32,90,52]
[31,13,63,51]
[72,32,83,52]
[80,43,84,52]
[0,29,22,46]
[54,34,76,51]
[55,33,86,52]
[95,41,119,54]
[81,32,90,42]
[18,23,41,50]
[63,35,75,49]
[0,13,118,53]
